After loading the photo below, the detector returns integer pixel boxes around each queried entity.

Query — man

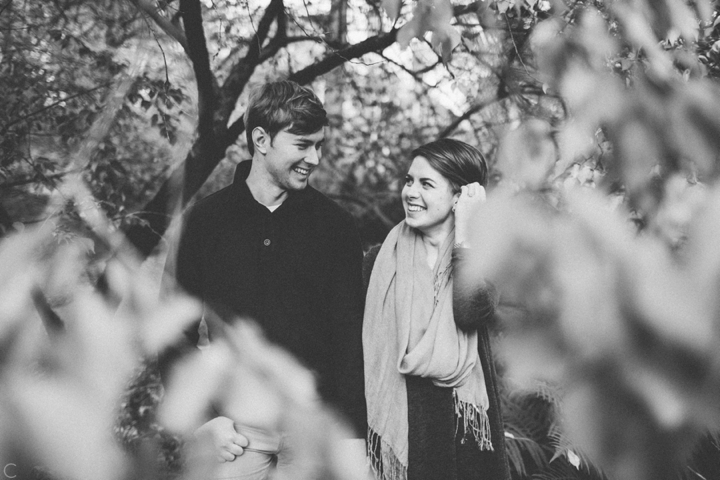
[173,80,366,477]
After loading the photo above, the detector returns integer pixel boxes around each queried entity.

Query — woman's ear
[251,127,269,155]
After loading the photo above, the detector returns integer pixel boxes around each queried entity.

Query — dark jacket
[175,161,366,434]
[363,245,511,480]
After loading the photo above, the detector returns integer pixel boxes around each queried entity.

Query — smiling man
[173,80,366,479]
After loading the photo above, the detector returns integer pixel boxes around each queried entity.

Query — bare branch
[219,0,285,120]
[289,28,399,85]
[127,0,189,52]
[453,1,482,18]
[0,169,79,189]
[439,97,503,138]
[179,0,219,124]
[1,83,111,136]
[379,52,440,77]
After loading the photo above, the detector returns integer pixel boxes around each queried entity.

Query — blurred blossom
[616,119,661,207]
[465,184,720,480]
[652,175,706,248]
[0,225,371,480]
[159,340,236,435]
[496,119,556,189]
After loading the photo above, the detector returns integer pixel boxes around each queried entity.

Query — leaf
[397,0,461,60]
[497,0,512,15]
[382,0,403,21]
[398,16,422,49]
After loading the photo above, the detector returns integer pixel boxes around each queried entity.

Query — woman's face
[402,156,458,236]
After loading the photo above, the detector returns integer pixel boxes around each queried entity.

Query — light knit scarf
[363,222,492,480]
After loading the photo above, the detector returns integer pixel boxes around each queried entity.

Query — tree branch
[380,52,439,77]
[453,1,482,18]
[1,83,111,136]
[128,0,189,52]
[0,169,78,189]
[289,28,399,85]
[439,97,503,138]
[218,0,285,121]
[179,0,218,129]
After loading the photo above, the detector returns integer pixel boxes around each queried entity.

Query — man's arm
[326,213,367,437]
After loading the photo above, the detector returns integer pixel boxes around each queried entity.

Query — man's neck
[245,161,288,207]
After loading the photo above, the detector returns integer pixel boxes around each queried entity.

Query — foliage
[0,0,194,229]
[0,224,368,480]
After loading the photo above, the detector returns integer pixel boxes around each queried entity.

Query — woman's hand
[454,182,486,248]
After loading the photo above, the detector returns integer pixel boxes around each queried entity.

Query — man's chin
[287,178,309,191]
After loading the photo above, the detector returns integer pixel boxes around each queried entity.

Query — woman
[363,138,511,480]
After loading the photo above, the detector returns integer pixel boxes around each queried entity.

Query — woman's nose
[406,184,420,198]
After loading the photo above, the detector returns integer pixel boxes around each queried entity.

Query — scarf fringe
[454,390,494,451]
[367,428,407,480]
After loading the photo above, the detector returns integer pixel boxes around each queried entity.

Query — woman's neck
[419,223,453,249]
[419,224,453,269]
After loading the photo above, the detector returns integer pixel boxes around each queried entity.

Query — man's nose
[305,147,320,166]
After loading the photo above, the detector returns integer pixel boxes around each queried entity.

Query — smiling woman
[402,156,458,246]
[363,138,510,480]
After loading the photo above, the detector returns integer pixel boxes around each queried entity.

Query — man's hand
[194,416,249,462]
[454,182,486,248]
[337,439,373,479]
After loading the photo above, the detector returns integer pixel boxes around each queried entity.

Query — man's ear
[251,127,269,155]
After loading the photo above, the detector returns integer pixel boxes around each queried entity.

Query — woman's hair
[410,138,489,192]
[244,80,328,156]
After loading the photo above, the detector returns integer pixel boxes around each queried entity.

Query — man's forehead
[288,128,325,141]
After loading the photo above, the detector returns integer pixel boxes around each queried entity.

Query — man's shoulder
[191,184,235,211]
[182,185,235,229]
[304,187,355,225]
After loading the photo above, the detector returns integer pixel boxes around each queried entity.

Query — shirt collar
[231,160,313,211]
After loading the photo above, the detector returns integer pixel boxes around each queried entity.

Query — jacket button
[263,239,271,246]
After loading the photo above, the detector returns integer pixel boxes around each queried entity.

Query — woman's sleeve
[452,247,499,332]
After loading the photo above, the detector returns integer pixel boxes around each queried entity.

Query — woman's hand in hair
[454,182,486,248]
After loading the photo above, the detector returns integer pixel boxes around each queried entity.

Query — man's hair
[244,80,328,156]
[410,138,489,193]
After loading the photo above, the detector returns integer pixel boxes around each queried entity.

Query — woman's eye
[404,178,413,186]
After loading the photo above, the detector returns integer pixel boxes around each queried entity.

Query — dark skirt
[405,374,509,480]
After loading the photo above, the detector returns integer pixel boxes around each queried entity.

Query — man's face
[264,127,325,192]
